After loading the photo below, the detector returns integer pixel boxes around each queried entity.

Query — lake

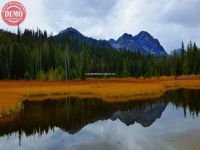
[0,89,200,150]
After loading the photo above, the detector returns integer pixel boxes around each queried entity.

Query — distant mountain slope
[109,31,167,56]
[56,27,167,56]
[56,27,111,48]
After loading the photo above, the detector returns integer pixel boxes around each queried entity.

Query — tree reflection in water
[0,89,200,146]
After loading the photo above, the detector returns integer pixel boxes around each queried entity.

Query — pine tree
[80,48,88,80]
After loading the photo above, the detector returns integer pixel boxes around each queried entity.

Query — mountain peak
[118,33,133,41]
[59,27,82,35]
[66,27,80,33]
[57,27,167,56]
[138,31,151,36]
[56,27,111,48]
[132,31,167,55]
[109,31,167,56]
[136,31,153,40]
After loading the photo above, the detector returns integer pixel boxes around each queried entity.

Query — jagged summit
[109,31,167,56]
[57,27,167,56]
[119,33,133,40]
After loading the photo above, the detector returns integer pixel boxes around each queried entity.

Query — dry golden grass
[0,75,200,115]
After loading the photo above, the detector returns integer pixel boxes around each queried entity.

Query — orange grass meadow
[1,75,200,116]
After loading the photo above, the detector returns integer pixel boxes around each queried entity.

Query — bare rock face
[109,31,167,56]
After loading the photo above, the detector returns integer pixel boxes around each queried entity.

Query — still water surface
[0,89,200,150]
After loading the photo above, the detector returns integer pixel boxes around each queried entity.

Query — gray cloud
[0,0,200,53]
[160,0,200,27]
[42,0,118,18]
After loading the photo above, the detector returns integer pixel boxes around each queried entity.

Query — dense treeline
[0,28,200,80]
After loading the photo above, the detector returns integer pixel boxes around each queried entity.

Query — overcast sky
[1,0,200,53]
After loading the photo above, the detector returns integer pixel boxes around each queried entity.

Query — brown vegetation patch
[0,75,200,116]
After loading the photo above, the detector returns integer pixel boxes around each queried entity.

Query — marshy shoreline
[0,75,200,116]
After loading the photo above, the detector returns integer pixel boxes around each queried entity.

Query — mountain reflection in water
[0,89,200,147]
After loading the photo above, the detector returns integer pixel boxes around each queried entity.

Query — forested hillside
[0,28,200,80]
